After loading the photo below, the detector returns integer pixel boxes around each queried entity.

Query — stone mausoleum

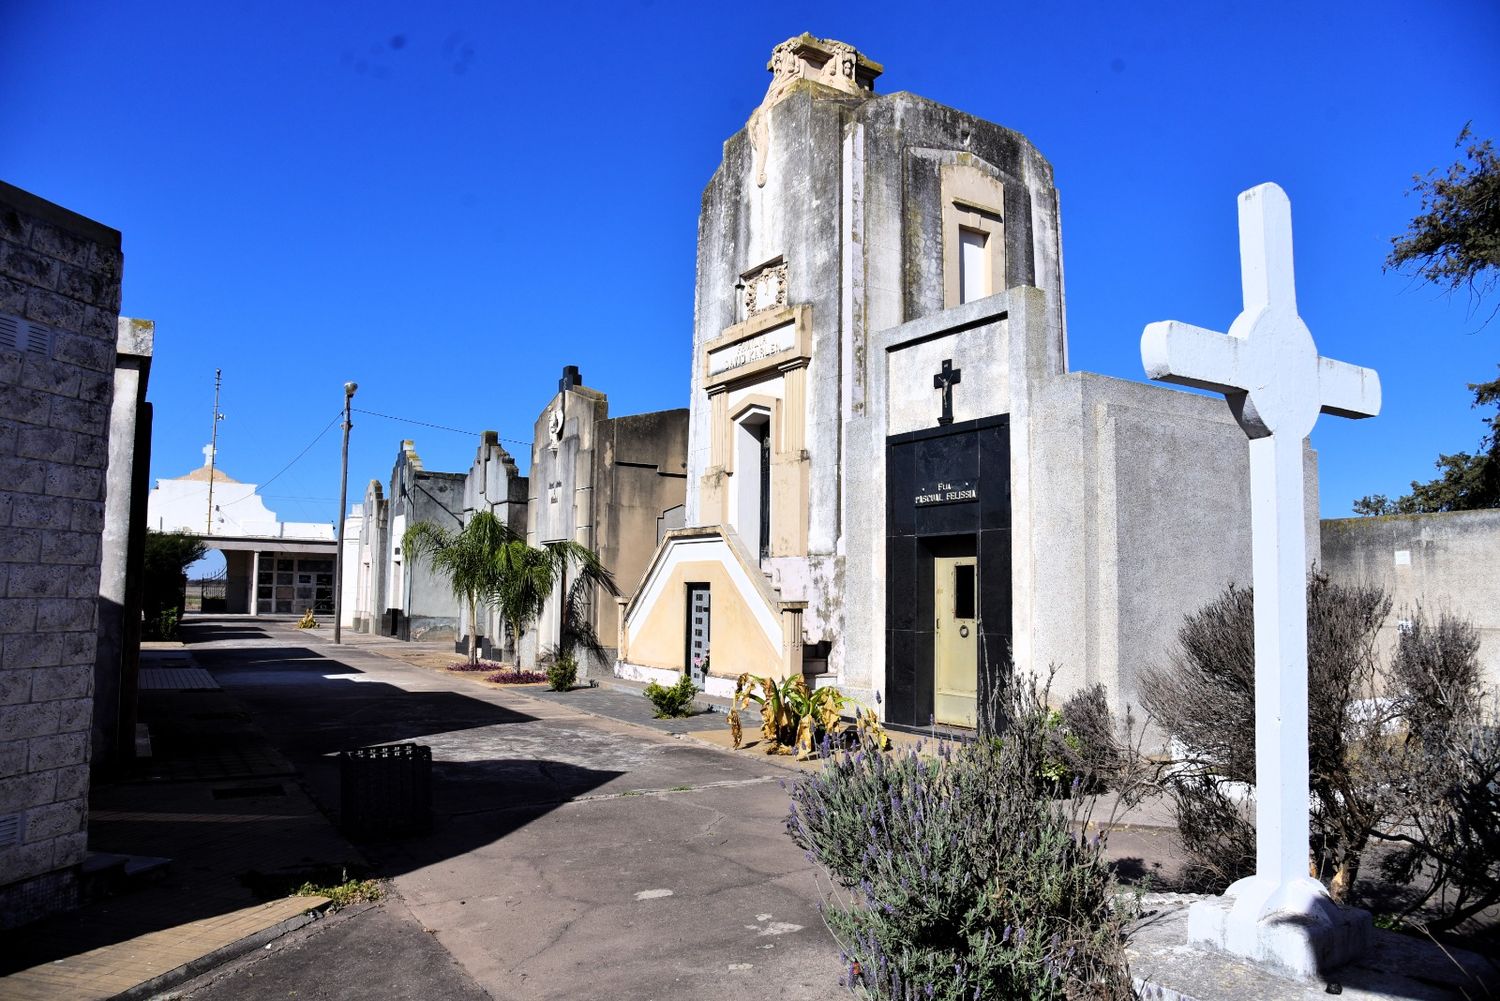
[346,439,466,641]
[345,375,687,669]
[519,367,688,675]
[616,35,1318,726]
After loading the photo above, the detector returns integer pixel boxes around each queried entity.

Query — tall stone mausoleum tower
[621,35,1295,728]
[622,34,1065,699]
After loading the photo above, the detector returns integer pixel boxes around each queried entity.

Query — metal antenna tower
[205,369,224,534]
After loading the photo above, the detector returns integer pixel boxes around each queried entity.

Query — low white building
[147,445,337,615]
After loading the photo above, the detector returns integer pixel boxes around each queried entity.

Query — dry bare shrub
[1378,613,1499,936]
[1142,573,1499,937]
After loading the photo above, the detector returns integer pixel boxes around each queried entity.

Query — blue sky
[3,0,1497,532]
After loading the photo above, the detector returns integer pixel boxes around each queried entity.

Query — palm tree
[492,537,619,674]
[404,511,620,673]
[402,510,514,665]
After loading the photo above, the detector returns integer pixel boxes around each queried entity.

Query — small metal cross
[933,359,962,426]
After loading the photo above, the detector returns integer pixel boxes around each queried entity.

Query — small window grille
[0,813,22,850]
[0,313,20,351]
[0,312,55,358]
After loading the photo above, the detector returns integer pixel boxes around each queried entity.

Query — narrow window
[959,227,988,304]
[758,423,772,560]
[954,563,976,619]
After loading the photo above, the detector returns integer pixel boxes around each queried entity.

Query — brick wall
[0,181,121,928]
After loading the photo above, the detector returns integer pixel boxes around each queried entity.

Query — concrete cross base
[1186,875,1372,978]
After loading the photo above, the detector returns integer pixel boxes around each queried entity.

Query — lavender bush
[786,681,1136,1000]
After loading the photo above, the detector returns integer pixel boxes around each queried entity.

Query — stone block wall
[0,180,122,928]
[1322,509,1500,690]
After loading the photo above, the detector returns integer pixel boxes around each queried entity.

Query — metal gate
[686,584,710,685]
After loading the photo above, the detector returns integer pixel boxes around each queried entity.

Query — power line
[352,407,531,447]
[220,410,343,506]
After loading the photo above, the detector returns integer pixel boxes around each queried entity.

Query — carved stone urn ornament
[747,34,882,188]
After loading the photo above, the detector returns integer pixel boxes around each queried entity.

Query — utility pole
[333,381,357,644]
[205,369,224,534]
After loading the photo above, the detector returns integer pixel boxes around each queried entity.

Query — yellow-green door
[933,556,978,727]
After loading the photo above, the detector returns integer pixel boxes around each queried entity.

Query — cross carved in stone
[1141,183,1381,942]
[933,359,962,426]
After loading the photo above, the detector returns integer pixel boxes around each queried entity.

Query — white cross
[202,443,217,466]
[1141,184,1380,938]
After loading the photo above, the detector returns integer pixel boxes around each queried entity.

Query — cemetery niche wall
[617,34,1319,724]
[1322,508,1500,690]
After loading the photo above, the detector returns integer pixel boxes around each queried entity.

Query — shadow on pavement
[181,621,625,883]
[0,622,620,983]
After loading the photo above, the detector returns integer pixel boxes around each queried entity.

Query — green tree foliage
[142,531,207,639]
[493,536,618,672]
[1385,125,1500,309]
[1357,126,1499,514]
[1355,367,1499,514]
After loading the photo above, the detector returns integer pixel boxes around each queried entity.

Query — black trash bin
[339,742,432,838]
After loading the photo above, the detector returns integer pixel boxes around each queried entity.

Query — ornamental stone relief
[743,263,788,317]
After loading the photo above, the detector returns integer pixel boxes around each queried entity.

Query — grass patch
[294,876,384,909]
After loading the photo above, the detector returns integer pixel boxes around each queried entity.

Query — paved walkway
[188,618,848,1000]
[2,617,1187,1001]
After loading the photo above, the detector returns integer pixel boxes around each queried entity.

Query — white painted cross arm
[1317,356,1382,421]
[1142,320,1246,396]
[1141,322,1382,421]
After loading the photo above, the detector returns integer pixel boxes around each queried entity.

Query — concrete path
[173,895,491,1001]
[185,618,847,1001]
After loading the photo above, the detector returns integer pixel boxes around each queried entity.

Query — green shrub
[294,876,383,909]
[150,607,181,642]
[643,675,699,718]
[142,531,205,640]
[728,673,888,758]
[787,679,1136,1000]
[547,656,578,692]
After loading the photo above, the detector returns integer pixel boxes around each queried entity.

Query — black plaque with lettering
[914,479,978,506]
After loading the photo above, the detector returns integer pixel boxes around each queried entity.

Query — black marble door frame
[885,415,1012,728]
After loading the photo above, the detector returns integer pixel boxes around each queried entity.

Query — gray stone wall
[1025,370,1319,720]
[0,181,122,927]
[1322,510,1500,689]
[94,317,152,767]
[386,442,463,642]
